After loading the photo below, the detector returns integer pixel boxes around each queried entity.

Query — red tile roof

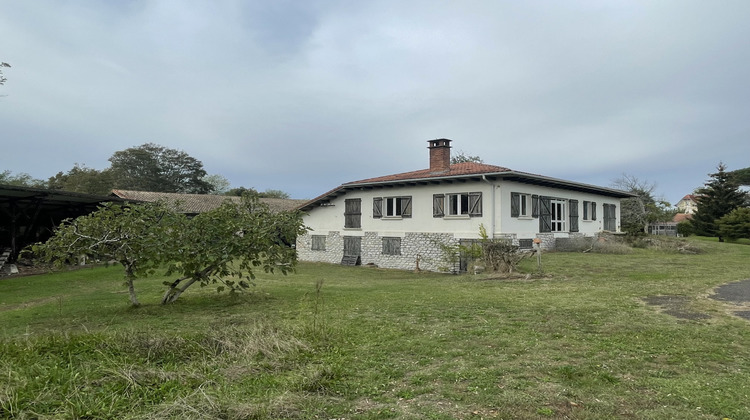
[345,162,513,185]
[297,161,634,212]
[673,213,693,223]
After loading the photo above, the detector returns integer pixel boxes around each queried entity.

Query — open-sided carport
[0,184,123,265]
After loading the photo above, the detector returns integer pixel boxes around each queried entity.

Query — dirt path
[710,279,750,320]
[643,279,750,321]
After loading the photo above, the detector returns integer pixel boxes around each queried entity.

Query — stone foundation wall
[297,231,458,272]
[297,231,572,271]
[296,231,343,264]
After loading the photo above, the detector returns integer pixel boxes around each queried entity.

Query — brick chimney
[428,138,452,173]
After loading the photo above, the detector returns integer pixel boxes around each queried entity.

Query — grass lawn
[1,238,750,419]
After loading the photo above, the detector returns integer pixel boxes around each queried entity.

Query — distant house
[676,194,698,214]
[296,139,633,272]
[110,190,306,216]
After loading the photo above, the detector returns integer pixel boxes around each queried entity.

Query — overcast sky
[1,1,748,203]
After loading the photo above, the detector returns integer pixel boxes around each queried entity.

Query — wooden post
[533,238,543,274]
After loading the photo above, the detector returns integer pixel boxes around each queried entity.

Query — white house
[296,139,632,272]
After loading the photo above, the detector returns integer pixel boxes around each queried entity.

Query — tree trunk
[162,277,199,304]
[161,276,188,304]
[124,265,140,306]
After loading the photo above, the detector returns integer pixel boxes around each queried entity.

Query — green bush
[718,207,750,241]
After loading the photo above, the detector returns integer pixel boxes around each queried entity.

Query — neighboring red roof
[673,213,693,223]
[680,194,697,201]
[345,162,513,185]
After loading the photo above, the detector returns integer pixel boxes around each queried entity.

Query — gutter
[481,175,496,238]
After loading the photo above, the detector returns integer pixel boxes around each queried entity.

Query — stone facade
[297,231,458,272]
[296,231,584,272]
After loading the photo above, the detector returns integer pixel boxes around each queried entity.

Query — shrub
[718,207,750,241]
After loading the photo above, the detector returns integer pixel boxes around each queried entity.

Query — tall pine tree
[690,163,747,241]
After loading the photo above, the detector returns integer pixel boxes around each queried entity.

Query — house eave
[344,171,635,198]
[297,170,634,212]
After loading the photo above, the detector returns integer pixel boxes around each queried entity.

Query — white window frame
[519,193,531,218]
[582,201,595,221]
[385,197,404,218]
[447,193,470,216]
[551,199,566,232]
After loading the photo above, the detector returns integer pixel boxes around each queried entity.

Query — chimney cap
[428,138,452,148]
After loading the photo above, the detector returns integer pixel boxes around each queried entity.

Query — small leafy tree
[203,174,231,194]
[28,202,183,306]
[0,170,46,188]
[161,194,306,304]
[612,174,676,235]
[477,225,527,273]
[47,164,114,195]
[451,151,483,164]
[717,207,750,241]
[259,189,291,199]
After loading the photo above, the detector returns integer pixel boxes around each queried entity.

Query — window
[511,192,534,217]
[582,201,597,221]
[374,196,412,218]
[550,199,566,232]
[434,192,481,217]
[344,199,361,229]
[539,196,568,233]
[311,235,326,251]
[382,237,401,255]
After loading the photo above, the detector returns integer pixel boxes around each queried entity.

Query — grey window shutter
[591,202,597,221]
[433,194,444,217]
[532,195,539,218]
[469,192,482,216]
[539,196,552,232]
[402,196,412,218]
[510,192,520,217]
[373,197,382,218]
[569,199,579,232]
[345,199,362,228]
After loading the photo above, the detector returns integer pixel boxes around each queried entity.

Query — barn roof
[110,190,306,214]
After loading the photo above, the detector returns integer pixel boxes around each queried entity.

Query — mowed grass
[1,238,750,419]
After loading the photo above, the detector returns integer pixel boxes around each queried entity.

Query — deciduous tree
[451,151,483,164]
[47,164,114,195]
[108,143,212,193]
[203,174,231,194]
[161,194,305,304]
[29,202,183,306]
[0,170,46,188]
[611,174,676,235]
